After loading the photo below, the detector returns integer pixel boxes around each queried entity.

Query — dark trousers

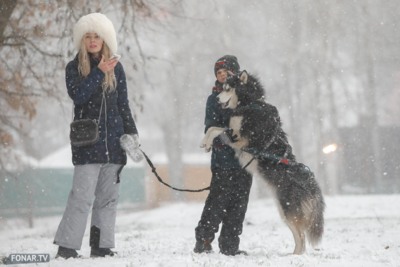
[195,169,252,254]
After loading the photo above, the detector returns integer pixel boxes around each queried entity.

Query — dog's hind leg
[286,219,306,255]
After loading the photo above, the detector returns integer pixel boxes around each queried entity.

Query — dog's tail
[307,194,325,247]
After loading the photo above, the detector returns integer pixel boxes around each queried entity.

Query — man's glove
[120,134,144,162]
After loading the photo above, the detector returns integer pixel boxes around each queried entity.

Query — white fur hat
[73,13,118,54]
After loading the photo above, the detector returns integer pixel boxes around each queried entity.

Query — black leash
[140,149,210,192]
[242,156,255,169]
[139,148,256,193]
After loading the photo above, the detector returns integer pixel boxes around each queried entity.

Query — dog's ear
[239,70,248,84]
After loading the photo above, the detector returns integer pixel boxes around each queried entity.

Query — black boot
[55,246,80,259]
[90,247,116,257]
[220,249,248,256]
[193,239,213,253]
[90,226,116,258]
[219,234,248,256]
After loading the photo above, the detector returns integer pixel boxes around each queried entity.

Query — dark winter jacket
[205,82,242,171]
[66,54,138,166]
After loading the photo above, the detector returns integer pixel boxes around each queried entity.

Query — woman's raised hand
[98,55,118,73]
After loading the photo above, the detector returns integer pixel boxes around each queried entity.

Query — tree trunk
[0,0,17,45]
[361,3,382,193]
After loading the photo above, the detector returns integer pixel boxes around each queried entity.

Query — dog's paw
[200,138,212,152]
[201,127,224,153]
[200,145,211,153]
[200,143,212,152]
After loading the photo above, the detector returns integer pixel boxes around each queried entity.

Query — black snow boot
[220,249,248,256]
[90,226,116,258]
[55,246,80,259]
[90,247,116,257]
[193,239,213,253]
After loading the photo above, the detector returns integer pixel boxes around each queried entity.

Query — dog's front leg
[200,127,224,152]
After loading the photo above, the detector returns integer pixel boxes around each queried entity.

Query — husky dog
[201,71,325,255]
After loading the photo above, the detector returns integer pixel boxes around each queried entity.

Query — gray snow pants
[54,163,122,250]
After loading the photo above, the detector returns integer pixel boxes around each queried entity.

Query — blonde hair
[78,39,116,91]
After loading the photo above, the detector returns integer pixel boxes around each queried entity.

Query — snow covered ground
[0,195,399,267]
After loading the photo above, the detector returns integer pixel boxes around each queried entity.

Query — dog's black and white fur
[201,71,325,254]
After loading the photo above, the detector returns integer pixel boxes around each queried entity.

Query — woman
[54,13,141,259]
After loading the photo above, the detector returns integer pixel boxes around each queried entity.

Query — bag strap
[97,92,105,123]
[72,92,105,122]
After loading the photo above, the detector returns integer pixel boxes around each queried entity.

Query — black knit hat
[214,55,240,76]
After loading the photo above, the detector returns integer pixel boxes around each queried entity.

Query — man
[194,55,253,256]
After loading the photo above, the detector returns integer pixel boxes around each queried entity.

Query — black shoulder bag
[70,93,104,147]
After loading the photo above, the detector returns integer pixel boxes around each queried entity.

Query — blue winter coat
[205,83,242,171]
[66,54,138,166]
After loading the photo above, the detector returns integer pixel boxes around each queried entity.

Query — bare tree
[0,0,177,172]
[2,0,400,198]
